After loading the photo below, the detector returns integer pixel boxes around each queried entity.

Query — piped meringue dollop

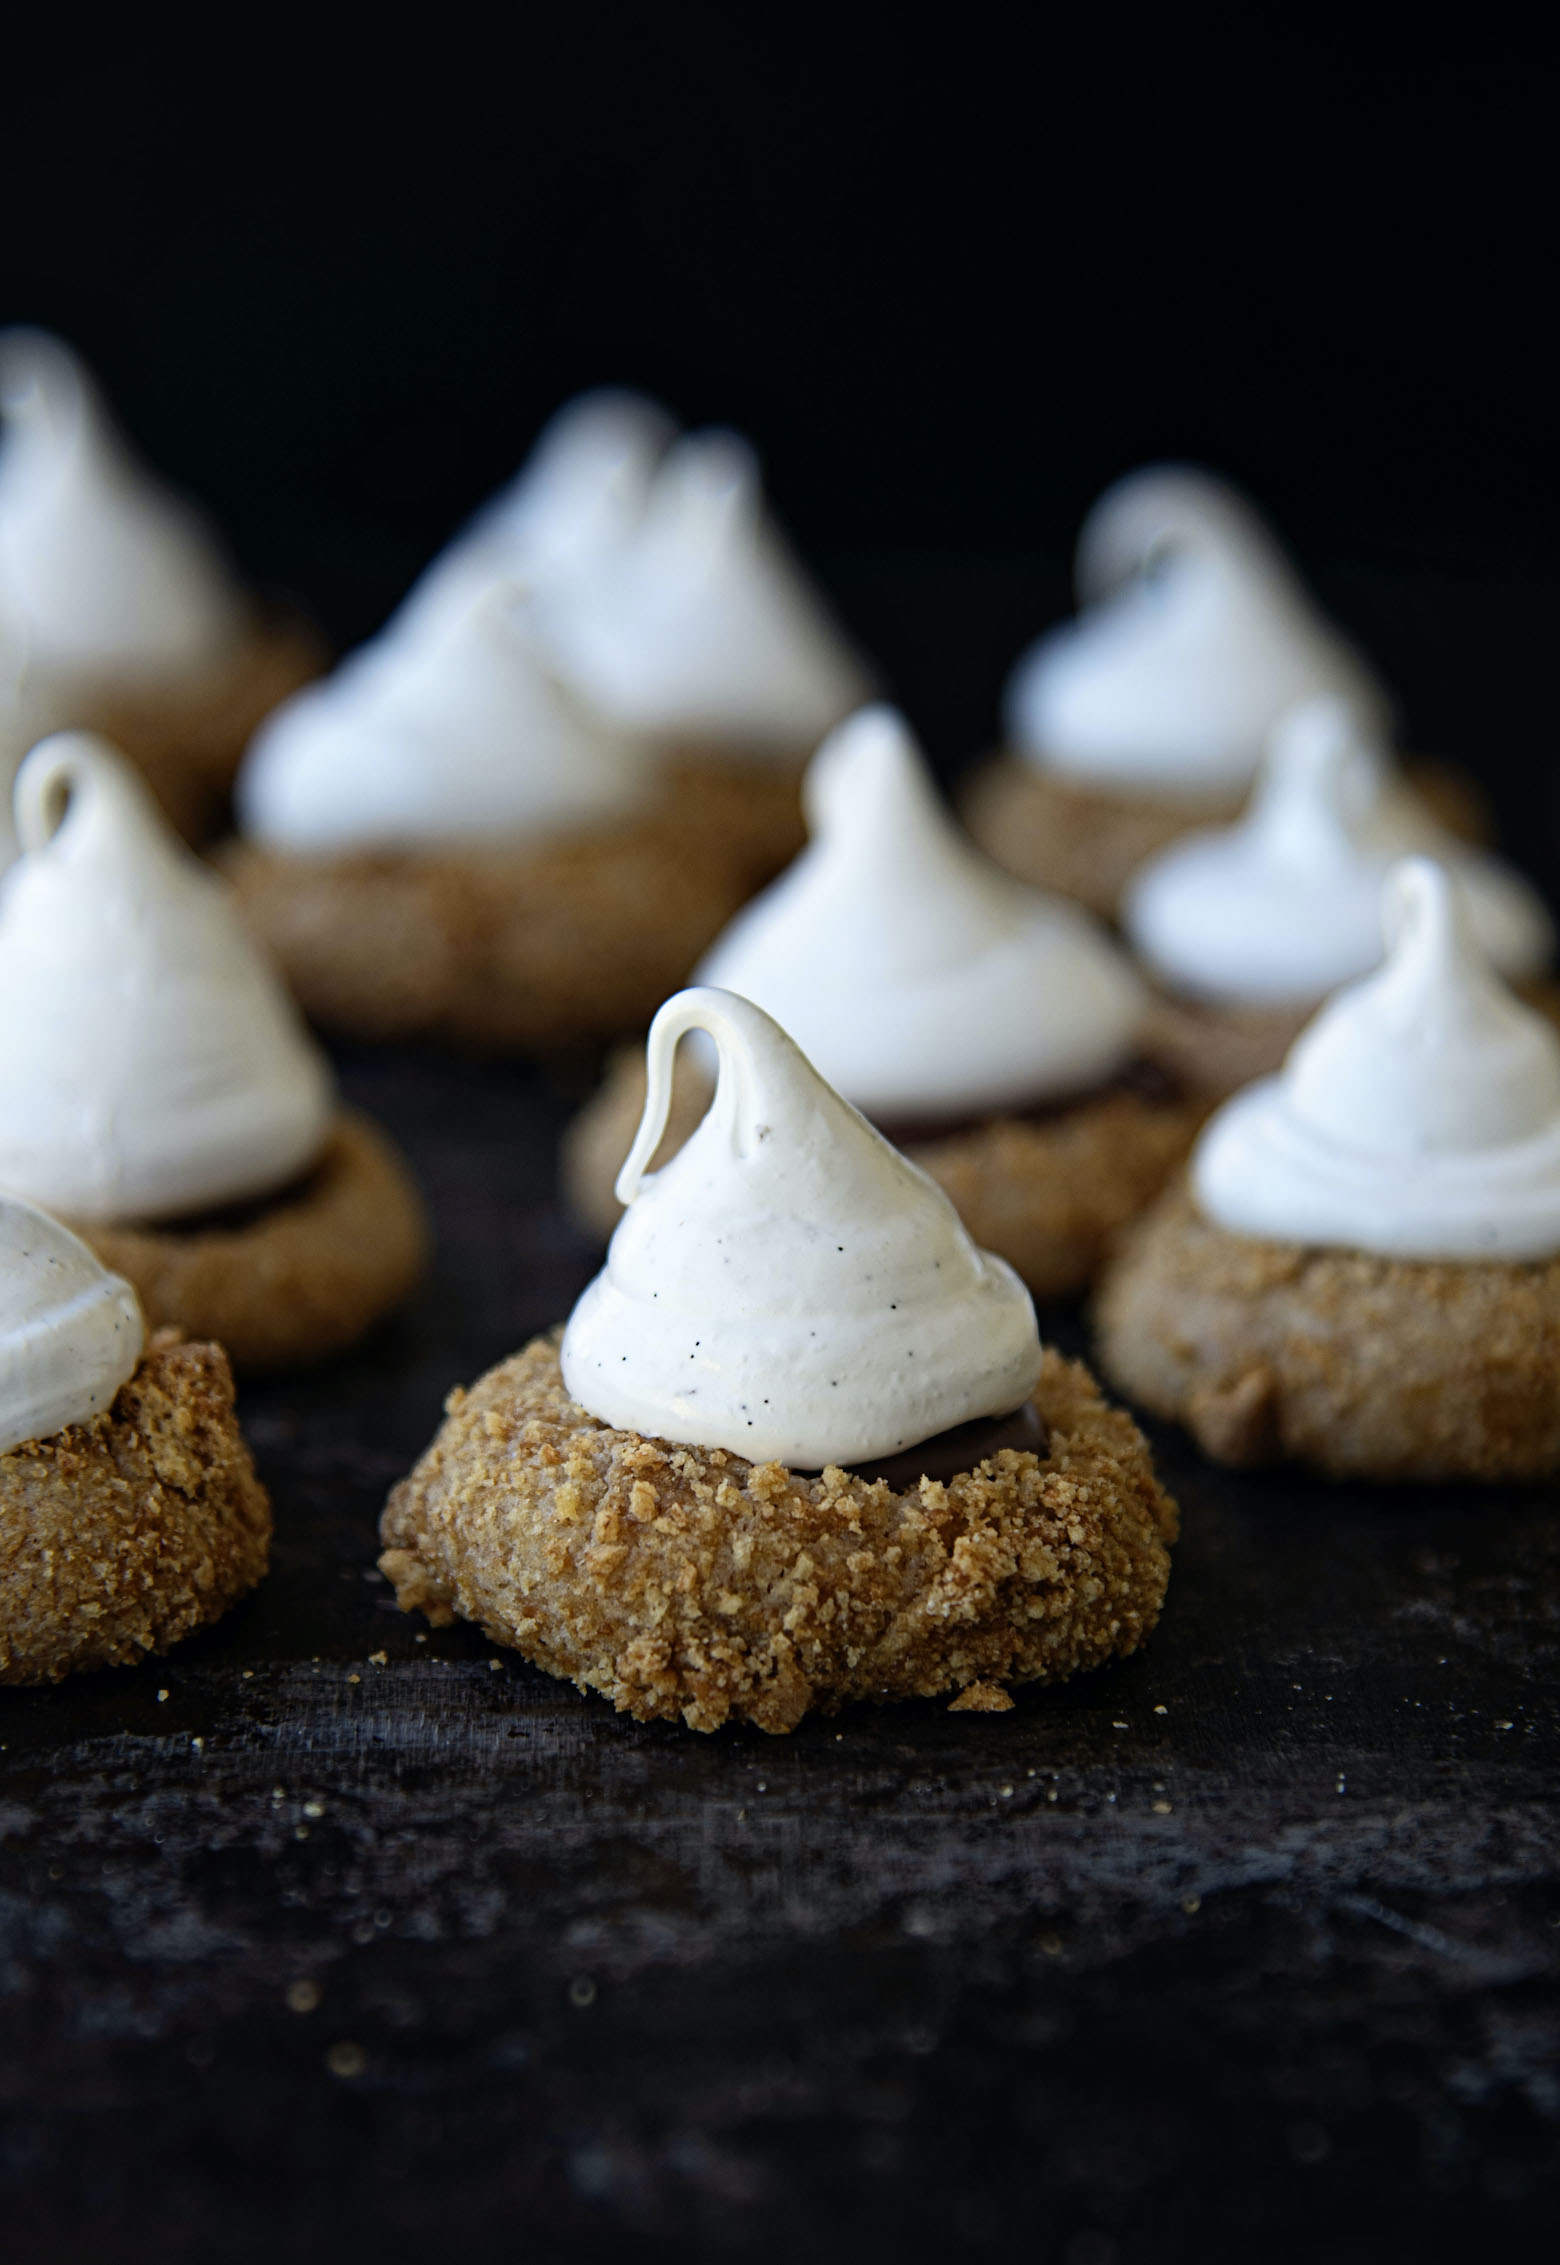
[536,430,872,753]
[696,704,1147,1118]
[560,988,1043,1467]
[0,1191,144,1455]
[0,329,245,682]
[1005,467,1390,799]
[237,581,651,852]
[392,388,676,639]
[0,733,334,1222]
[1124,696,1554,1005]
[1193,858,1560,1260]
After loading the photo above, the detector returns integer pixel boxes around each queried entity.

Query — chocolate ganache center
[872,1056,1179,1151]
[796,1399,1048,1488]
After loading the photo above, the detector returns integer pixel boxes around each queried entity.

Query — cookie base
[75,613,327,845]
[1095,1180,1560,1480]
[0,1332,271,1685]
[379,1338,1177,1734]
[656,749,808,890]
[221,811,760,1049]
[564,1048,1205,1300]
[1142,974,1560,1101]
[69,1111,428,1372]
[963,760,1242,917]
[961,755,1490,920]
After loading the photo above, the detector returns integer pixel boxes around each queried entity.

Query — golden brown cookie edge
[378,1337,1177,1735]
[0,1333,272,1685]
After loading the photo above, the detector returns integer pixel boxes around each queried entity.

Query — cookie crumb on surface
[948,1681,1015,1713]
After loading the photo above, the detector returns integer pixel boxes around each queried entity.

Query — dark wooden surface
[5,578,1560,2262]
[4,1041,1559,2265]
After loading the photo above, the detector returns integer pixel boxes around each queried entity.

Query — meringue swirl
[237,580,650,852]
[560,988,1042,1468]
[0,733,333,1222]
[1193,858,1560,1260]
[0,328,244,684]
[536,429,872,752]
[696,704,1146,1117]
[1005,466,1389,798]
[1124,695,1553,1004]
[0,1191,144,1455]
[392,388,676,640]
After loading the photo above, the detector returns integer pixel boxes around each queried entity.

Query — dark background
[4,29,1560,2264]
[3,23,1555,780]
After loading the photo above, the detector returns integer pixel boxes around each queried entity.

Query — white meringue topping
[696,704,1147,1118]
[1193,858,1560,1260]
[1124,696,1553,1005]
[560,988,1043,1468]
[0,733,334,1222]
[391,388,676,639]
[536,429,872,753]
[0,1191,144,1455]
[0,328,245,684]
[1005,467,1390,799]
[237,579,651,852]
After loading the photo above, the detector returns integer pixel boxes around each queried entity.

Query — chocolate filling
[125,1161,323,1239]
[797,1398,1048,1488]
[872,1055,1180,1152]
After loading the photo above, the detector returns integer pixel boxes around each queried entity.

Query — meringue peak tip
[547,384,676,438]
[0,325,85,414]
[615,986,804,1207]
[656,429,763,525]
[1088,460,1266,540]
[1248,700,1381,837]
[1077,462,1280,591]
[803,702,924,826]
[1382,854,1473,955]
[13,729,166,859]
[1269,691,1374,768]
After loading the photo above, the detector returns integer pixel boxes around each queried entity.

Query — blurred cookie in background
[0,329,324,842]
[963,464,1484,915]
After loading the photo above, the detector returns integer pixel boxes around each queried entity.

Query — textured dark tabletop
[5,578,1560,2263]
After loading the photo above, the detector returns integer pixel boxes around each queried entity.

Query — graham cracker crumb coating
[962,760,1242,917]
[221,817,760,1050]
[914,1093,1207,1300]
[0,1331,272,1685]
[379,1337,1178,1734]
[1095,1178,1560,1480]
[563,1048,1205,1299]
[70,1111,428,1372]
